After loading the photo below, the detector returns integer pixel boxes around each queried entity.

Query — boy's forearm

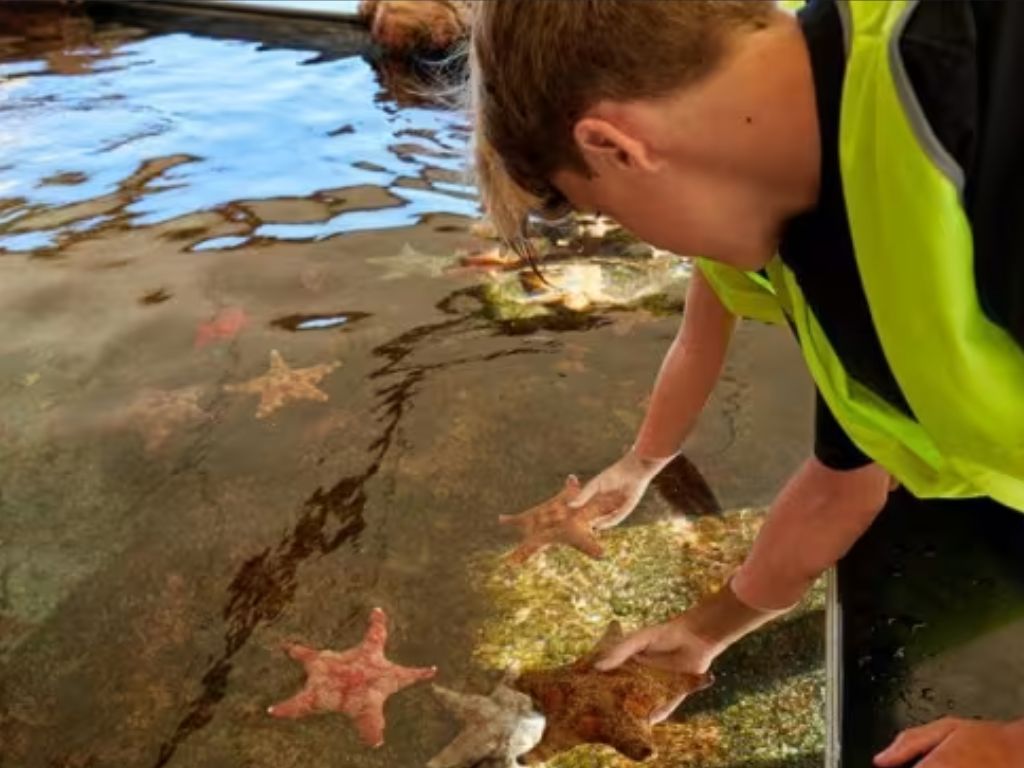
[676,460,891,663]
[633,271,736,460]
[732,458,891,611]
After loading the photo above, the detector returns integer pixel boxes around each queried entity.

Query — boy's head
[470,0,819,268]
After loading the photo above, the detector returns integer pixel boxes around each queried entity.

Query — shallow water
[0,5,821,767]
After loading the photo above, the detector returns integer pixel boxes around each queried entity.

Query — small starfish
[119,386,210,453]
[456,247,522,271]
[498,476,625,565]
[225,350,339,419]
[514,622,714,764]
[427,682,545,768]
[366,243,451,280]
[267,607,436,748]
[194,306,248,349]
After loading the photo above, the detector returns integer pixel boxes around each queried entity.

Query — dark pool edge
[826,568,842,768]
[93,0,362,24]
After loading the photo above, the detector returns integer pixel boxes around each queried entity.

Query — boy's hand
[596,615,716,675]
[874,717,1024,768]
[595,579,790,723]
[594,614,716,723]
[569,449,675,529]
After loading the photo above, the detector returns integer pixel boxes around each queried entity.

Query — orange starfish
[268,608,436,748]
[514,622,714,764]
[224,350,339,419]
[499,476,625,565]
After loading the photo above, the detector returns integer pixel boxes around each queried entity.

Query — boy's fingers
[874,719,960,767]
[593,504,627,530]
[568,480,599,509]
[650,692,689,724]
[595,631,653,671]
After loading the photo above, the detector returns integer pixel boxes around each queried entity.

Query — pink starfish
[267,608,436,747]
[194,306,248,349]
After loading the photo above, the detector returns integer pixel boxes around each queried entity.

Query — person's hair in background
[468,0,774,252]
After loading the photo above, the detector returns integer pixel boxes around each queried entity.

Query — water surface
[0,6,819,767]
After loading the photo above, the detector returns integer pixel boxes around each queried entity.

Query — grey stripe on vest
[835,0,853,58]
[888,0,967,197]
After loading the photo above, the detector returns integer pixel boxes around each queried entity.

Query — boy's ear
[573,117,660,174]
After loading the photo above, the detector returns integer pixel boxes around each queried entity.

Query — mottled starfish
[427,682,546,768]
[499,476,625,565]
[267,607,436,747]
[513,622,714,764]
[118,386,210,453]
[225,349,339,419]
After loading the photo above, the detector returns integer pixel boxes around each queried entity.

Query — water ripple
[0,8,475,256]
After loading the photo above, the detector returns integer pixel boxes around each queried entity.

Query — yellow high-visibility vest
[699,0,1024,510]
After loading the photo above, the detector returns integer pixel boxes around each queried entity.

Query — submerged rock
[427,683,546,768]
[478,254,692,321]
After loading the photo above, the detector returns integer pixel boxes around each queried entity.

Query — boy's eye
[534,189,573,222]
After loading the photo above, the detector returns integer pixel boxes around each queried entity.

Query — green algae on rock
[479,255,692,322]
[470,509,826,767]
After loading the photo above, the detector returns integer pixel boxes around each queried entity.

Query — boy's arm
[597,458,891,677]
[633,268,737,460]
[572,270,737,523]
[731,457,890,609]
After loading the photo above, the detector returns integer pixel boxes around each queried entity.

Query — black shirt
[787,0,1024,472]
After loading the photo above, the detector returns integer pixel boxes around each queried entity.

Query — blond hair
[469,0,774,250]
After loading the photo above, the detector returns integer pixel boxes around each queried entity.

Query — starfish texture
[427,683,546,768]
[225,349,339,419]
[499,476,625,565]
[195,306,248,348]
[120,386,209,452]
[267,607,436,747]
[513,622,714,764]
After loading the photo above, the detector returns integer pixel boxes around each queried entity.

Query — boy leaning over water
[468,2,1024,766]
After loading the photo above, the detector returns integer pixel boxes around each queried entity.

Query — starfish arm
[352,695,387,748]
[256,392,288,419]
[600,714,655,762]
[563,524,605,560]
[284,642,319,665]
[363,607,389,652]
[267,687,317,719]
[505,540,544,566]
[497,512,529,529]
[518,726,573,766]
[392,662,437,688]
[269,350,288,373]
[302,387,329,402]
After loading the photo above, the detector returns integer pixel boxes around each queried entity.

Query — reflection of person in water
[468,2,1024,767]
[0,2,89,45]
[356,1,470,107]
[358,0,469,56]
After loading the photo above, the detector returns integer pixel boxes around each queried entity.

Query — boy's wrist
[676,577,792,657]
[627,444,678,474]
